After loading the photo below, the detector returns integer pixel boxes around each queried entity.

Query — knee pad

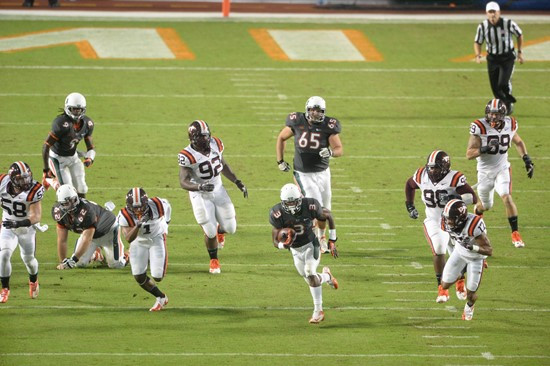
[219,218,237,235]
[202,222,217,239]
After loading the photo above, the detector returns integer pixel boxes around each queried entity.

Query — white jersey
[442,213,487,261]
[178,137,225,188]
[412,167,467,221]
[0,174,44,222]
[117,197,171,239]
[470,116,518,172]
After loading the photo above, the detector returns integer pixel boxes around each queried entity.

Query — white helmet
[56,184,80,213]
[64,92,87,121]
[280,183,303,215]
[305,96,326,123]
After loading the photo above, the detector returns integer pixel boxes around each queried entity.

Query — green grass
[1,18,550,366]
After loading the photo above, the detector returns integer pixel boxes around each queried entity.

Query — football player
[440,199,493,321]
[42,92,96,198]
[53,184,128,270]
[269,183,338,324]
[118,188,171,312]
[178,120,248,274]
[0,162,44,303]
[466,99,534,248]
[405,150,478,303]
[276,96,343,253]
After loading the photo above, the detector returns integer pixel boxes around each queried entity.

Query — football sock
[150,286,165,298]
[436,273,442,286]
[508,216,518,232]
[309,286,323,312]
[29,273,38,283]
[207,248,218,260]
[1,276,9,289]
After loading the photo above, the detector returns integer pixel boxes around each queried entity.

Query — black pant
[486,52,516,105]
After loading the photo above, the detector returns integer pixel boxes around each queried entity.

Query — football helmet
[442,199,468,233]
[56,184,80,214]
[8,161,33,193]
[126,187,150,219]
[280,183,302,215]
[305,96,326,123]
[485,98,506,130]
[64,92,86,121]
[188,120,211,153]
[426,150,451,183]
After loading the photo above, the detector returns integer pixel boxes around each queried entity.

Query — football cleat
[319,235,328,253]
[436,285,449,303]
[322,266,339,290]
[511,231,525,248]
[29,281,39,299]
[217,233,225,249]
[462,303,475,321]
[209,259,221,274]
[455,279,467,301]
[0,288,10,303]
[123,252,130,267]
[309,311,325,324]
[149,295,168,312]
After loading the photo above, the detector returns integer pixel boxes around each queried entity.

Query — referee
[474,1,524,114]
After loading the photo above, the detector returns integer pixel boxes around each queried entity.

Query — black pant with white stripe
[486,52,516,109]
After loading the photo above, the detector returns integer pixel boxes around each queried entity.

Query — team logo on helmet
[64,92,87,121]
[442,199,468,233]
[426,150,451,184]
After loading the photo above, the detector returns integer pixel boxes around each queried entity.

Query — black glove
[406,202,418,219]
[2,220,19,229]
[235,180,248,198]
[198,183,215,192]
[277,160,291,172]
[523,154,534,179]
[480,139,499,154]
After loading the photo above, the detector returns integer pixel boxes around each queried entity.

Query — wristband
[472,245,480,252]
[71,254,79,263]
[328,229,337,241]
[277,242,286,250]
[277,160,284,164]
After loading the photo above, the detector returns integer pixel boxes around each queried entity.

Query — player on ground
[466,99,534,248]
[440,199,493,321]
[269,183,338,324]
[53,184,128,269]
[118,188,171,312]
[178,120,248,274]
[405,151,478,303]
[0,162,44,303]
[42,92,96,197]
[276,96,343,253]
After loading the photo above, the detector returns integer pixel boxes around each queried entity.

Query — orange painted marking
[452,35,550,62]
[75,40,98,59]
[342,29,383,62]
[156,28,195,60]
[249,28,289,61]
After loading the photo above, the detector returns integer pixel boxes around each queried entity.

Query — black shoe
[506,103,514,115]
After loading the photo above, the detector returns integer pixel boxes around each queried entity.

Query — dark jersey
[49,113,94,156]
[52,199,115,238]
[285,112,341,173]
[269,197,324,248]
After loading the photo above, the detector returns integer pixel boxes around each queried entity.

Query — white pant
[0,226,38,277]
[130,233,167,279]
[49,150,88,194]
[477,167,512,210]
[290,242,320,278]
[442,248,485,292]
[189,185,236,238]
[74,223,126,268]
[294,168,332,210]
[422,218,451,256]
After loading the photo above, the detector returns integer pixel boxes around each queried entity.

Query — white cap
[486,1,500,12]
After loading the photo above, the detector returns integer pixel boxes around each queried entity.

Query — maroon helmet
[126,187,149,219]
[9,161,33,193]
[188,120,211,153]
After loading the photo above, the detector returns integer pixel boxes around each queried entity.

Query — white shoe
[149,295,168,312]
[309,311,325,324]
[462,303,475,321]
[319,235,328,253]
[322,266,339,289]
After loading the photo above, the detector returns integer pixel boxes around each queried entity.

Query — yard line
[414,326,470,329]
[353,240,398,243]
[395,299,433,302]
[378,273,427,276]
[383,281,434,284]
[359,247,407,250]
[423,335,479,339]
[1,351,548,360]
[389,291,434,293]
[430,345,487,348]
[408,316,458,320]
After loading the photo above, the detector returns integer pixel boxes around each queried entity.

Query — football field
[1,14,550,366]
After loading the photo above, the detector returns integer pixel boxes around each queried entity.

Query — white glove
[319,148,332,158]
[277,160,291,172]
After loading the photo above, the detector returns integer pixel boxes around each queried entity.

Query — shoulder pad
[178,148,196,166]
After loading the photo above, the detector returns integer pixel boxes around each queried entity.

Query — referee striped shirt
[474,18,522,55]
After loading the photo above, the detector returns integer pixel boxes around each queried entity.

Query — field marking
[359,247,406,250]
[430,345,487,348]
[423,335,479,339]
[389,291,433,293]
[415,326,470,329]
[383,281,435,284]
[1,65,549,73]
[1,351,548,360]
[353,240,398,243]
[378,273,426,276]
[408,316,458,320]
